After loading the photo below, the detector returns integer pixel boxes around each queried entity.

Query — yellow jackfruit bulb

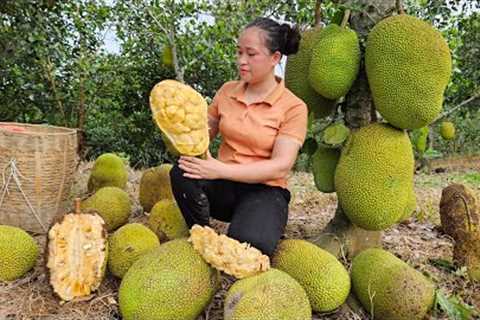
[188,225,270,279]
[366,14,452,129]
[351,248,435,320]
[139,164,174,213]
[0,225,39,281]
[47,199,108,301]
[150,80,209,156]
[81,186,132,232]
[440,121,455,140]
[148,199,189,242]
[272,239,351,313]
[87,153,128,193]
[108,223,160,278]
[224,268,312,320]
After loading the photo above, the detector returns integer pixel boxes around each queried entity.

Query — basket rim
[0,122,77,136]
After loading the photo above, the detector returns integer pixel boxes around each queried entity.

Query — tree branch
[341,9,351,27]
[433,89,480,123]
[42,57,67,126]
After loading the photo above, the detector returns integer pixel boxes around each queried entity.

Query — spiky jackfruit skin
[108,223,160,278]
[334,123,414,230]
[399,184,417,222]
[0,225,38,281]
[81,186,131,232]
[87,153,128,193]
[351,248,435,320]
[285,27,336,118]
[224,268,311,320]
[139,164,174,213]
[454,231,480,281]
[119,239,219,320]
[148,199,188,241]
[311,146,340,193]
[308,25,360,100]
[272,239,350,312]
[440,121,455,140]
[365,15,452,129]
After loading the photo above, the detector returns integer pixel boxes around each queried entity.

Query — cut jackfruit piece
[188,225,270,279]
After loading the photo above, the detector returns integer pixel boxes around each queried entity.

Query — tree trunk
[313,0,397,259]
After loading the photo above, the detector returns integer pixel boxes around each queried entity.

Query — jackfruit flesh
[365,14,452,129]
[351,248,435,320]
[0,225,39,281]
[47,212,107,301]
[148,199,189,241]
[139,164,174,213]
[150,80,209,156]
[87,153,128,193]
[188,225,270,279]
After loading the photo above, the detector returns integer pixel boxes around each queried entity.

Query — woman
[170,17,307,257]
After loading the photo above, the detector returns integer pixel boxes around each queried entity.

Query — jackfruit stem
[314,0,322,27]
[74,198,81,215]
[340,9,351,28]
[396,0,405,14]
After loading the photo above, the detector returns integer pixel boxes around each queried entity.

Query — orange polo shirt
[208,77,308,189]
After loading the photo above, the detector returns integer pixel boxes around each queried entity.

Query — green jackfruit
[335,123,414,230]
[272,239,350,312]
[411,126,429,154]
[108,223,160,278]
[440,121,455,140]
[311,146,340,193]
[399,183,417,222]
[308,24,360,100]
[119,239,219,320]
[148,199,189,241]
[285,27,336,118]
[139,164,174,213]
[224,268,311,320]
[351,248,435,320]
[81,186,132,231]
[87,153,128,193]
[0,225,38,281]
[365,14,452,129]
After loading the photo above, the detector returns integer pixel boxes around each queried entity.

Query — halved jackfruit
[150,80,209,156]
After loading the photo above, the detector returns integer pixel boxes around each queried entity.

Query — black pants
[170,164,291,256]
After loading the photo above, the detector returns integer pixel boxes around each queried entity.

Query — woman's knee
[227,227,279,257]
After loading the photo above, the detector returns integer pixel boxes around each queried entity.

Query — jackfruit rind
[311,146,340,193]
[351,248,435,320]
[119,239,219,320]
[139,164,174,213]
[150,79,209,156]
[47,210,108,301]
[108,223,160,278]
[81,186,132,232]
[148,199,189,241]
[188,225,270,279]
[87,153,128,193]
[454,231,480,281]
[0,225,39,281]
[399,183,417,222]
[285,27,337,118]
[309,24,360,100]
[224,268,312,320]
[365,14,452,129]
[272,239,351,312]
[440,121,455,140]
[334,123,414,230]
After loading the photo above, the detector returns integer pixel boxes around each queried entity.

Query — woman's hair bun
[280,23,301,56]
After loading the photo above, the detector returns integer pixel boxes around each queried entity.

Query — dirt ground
[0,161,479,320]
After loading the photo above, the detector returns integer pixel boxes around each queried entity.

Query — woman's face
[236,27,281,84]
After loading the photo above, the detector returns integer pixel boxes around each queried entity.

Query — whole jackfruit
[148,199,189,241]
[272,239,351,313]
[399,183,417,222]
[440,121,455,140]
[81,186,132,232]
[454,231,480,281]
[411,126,429,154]
[47,200,108,301]
[311,146,340,193]
[108,223,160,278]
[334,123,414,230]
[308,24,360,100]
[224,268,311,320]
[285,27,336,118]
[365,14,452,129]
[0,225,38,281]
[150,80,209,156]
[119,239,219,320]
[87,153,128,193]
[139,164,174,212]
[351,248,435,320]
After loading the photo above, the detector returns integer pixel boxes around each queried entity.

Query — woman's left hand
[178,150,226,180]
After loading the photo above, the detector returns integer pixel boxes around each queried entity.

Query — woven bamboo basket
[0,122,78,233]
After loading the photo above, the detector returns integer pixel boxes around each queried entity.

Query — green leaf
[435,290,479,320]
[322,123,350,145]
[428,258,456,273]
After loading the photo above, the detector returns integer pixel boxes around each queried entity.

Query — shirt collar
[229,76,285,107]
